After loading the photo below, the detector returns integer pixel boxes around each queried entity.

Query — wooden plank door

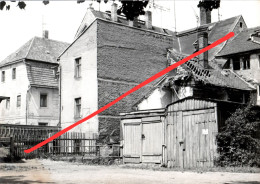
[123,123,142,163]
[142,121,163,163]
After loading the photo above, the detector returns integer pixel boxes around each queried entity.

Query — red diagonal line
[24,32,234,153]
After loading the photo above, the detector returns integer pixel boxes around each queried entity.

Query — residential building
[217,26,260,105]
[59,3,176,142]
[134,6,258,110]
[0,32,69,126]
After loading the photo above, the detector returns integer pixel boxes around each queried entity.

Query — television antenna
[148,0,170,28]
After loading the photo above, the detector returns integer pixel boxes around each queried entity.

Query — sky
[0,0,260,61]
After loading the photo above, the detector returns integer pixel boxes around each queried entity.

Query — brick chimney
[200,6,211,25]
[198,27,209,69]
[42,30,49,39]
[145,11,152,29]
[111,3,118,22]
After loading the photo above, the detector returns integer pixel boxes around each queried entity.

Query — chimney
[198,30,209,68]
[111,3,118,22]
[42,30,49,39]
[200,6,211,25]
[145,11,152,29]
[129,16,139,27]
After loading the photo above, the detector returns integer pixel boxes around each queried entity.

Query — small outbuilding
[121,97,241,168]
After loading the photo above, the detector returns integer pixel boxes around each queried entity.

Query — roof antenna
[149,0,170,28]
[191,6,199,27]
[218,7,222,21]
[173,0,177,32]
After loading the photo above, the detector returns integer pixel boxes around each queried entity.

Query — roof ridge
[33,36,70,45]
[215,15,242,57]
[177,15,240,35]
[25,36,35,59]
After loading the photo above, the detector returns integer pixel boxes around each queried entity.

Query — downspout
[24,59,31,125]
[58,59,61,128]
[26,85,31,125]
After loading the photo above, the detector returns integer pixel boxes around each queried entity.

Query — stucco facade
[0,62,29,124]
[0,61,60,126]
[0,36,69,126]
[60,21,98,134]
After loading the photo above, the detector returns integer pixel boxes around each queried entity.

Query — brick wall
[96,20,174,141]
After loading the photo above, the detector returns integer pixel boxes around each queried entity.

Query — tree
[216,103,260,167]
[197,0,220,11]
[0,0,149,20]
[117,0,149,21]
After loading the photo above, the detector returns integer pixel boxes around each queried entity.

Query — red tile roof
[217,26,260,56]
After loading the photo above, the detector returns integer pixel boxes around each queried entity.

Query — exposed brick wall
[97,20,173,84]
[98,79,151,115]
[96,20,174,142]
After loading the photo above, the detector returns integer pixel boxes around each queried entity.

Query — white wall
[27,87,59,126]
[0,62,29,124]
[60,21,99,134]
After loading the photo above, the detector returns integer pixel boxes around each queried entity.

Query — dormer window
[240,22,243,28]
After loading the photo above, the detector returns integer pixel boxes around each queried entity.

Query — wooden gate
[122,116,164,164]
[166,99,218,168]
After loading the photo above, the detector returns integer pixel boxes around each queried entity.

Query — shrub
[216,103,260,167]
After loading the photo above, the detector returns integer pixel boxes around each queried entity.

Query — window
[17,95,21,107]
[1,71,5,82]
[259,86,260,96]
[6,98,10,109]
[240,22,243,28]
[38,122,48,126]
[233,57,240,70]
[12,68,16,79]
[258,55,260,68]
[75,97,81,118]
[242,55,250,69]
[75,57,81,78]
[40,94,48,107]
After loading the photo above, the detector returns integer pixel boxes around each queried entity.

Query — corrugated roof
[167,50,255,91]
[217,26,260,56]
[0,37,69,67]
[175,16,240,61]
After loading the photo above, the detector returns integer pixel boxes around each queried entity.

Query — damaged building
[121,3,259,168]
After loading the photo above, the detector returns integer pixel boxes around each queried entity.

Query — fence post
[10,137,14,162]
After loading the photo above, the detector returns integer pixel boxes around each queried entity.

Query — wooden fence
[0,124,121,159]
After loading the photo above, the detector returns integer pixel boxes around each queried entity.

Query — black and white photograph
[0,0,260,183]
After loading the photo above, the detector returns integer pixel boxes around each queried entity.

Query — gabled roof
[0,37,69,67]
[217,26,260,56]
[166,50,255,91]
[174,16,243,61]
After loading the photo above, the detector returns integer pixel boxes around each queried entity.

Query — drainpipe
[24,59,31,125]
[57,60,62,128]
[26,85,31,125]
